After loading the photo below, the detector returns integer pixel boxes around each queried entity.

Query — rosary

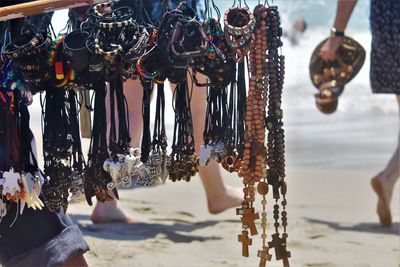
[224,2,290,266]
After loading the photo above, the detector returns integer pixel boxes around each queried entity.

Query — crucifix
[236,204,254,216]
[257,247,272,267]
[241,210,260,236]
[238,230,252,257]
[268,233,291,267]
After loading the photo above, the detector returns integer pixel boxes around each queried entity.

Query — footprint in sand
[174,211,195,217]
[308,234,325,239]
[133,207,156,214]
[306,263,334,267]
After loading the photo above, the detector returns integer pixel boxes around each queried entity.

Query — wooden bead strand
[251,5,275,266]
[264,5,291,267]
[237,3,269,259]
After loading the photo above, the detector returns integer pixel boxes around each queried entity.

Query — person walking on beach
[284,18,307,46]
[320,0,399,227]
[89,0,243,223]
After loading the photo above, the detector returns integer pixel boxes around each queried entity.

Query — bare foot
[371,173,393,227]
[90,201,136,224]
[207,186,243,214]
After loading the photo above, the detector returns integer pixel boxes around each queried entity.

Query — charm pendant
[200,142,227,166]
[121,148,141,188]
[133,163,157,187]
[0,199,7,218]
[211,141,227,162]
[199,144,213,166]
[148,151,162,184]
[160,152,171,183]
[1,169,21,197]
[103,159,124,190]
[69,171,85,203]
[20,172,44,211]
[124,148,142,174]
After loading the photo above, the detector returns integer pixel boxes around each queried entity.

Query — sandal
[309,36,366,114]
[315,80,344,114]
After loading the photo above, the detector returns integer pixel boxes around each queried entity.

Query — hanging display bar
[0,0,108,22]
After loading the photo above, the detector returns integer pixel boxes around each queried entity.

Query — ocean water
[216,1,399,171]
[31,1,398,172]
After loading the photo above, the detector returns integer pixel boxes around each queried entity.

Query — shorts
[370,0,400,94]
[0,205,89,267]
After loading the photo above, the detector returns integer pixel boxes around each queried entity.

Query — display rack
[0,0,108,22]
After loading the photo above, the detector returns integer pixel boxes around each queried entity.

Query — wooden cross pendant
[238,230,252,257]
[236,205,253,216]
[268,233,291,266]
[241,210,260,236]
[257,247,272,267]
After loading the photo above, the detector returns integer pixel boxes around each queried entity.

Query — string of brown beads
[265,5,291,267]
[252,5,275,267]
[234,3,289,266]
[236,3,269,260]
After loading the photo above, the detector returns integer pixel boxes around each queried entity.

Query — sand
[65,167,399,267]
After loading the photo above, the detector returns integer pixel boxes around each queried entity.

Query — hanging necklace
[231,2,290,266]
[168,78,199,182]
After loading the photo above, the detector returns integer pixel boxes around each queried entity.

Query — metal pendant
[0,199,7,217]
[1,168,21,197]
[199,144,214,166]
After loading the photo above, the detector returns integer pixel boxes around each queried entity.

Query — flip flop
[315,80,344,114]
[309,36,366,114]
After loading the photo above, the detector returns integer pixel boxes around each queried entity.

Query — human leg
[189,72,242,214]
[90,79,143,223]
[371,95,400,227]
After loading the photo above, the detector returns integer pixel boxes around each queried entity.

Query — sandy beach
[64,168,399,267]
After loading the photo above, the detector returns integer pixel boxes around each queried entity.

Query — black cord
[140,80,152,163]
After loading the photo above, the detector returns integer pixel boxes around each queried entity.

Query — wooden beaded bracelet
[224,29,253,49]
[224,7,256,37]
[223,6,256,62]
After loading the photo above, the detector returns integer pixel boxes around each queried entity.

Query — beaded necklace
[232,3,290,266]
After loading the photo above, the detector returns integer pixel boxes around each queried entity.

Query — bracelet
[331,27,344,37]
